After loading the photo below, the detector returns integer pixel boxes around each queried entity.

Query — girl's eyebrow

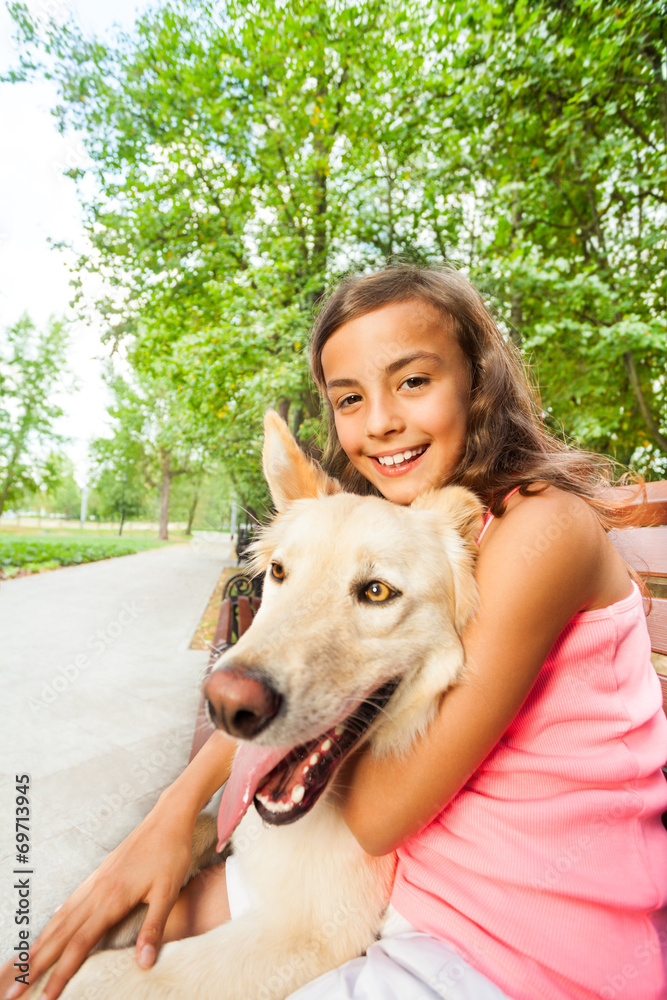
[325,351,443,392]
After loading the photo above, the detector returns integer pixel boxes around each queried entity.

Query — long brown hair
[310,265,641,528]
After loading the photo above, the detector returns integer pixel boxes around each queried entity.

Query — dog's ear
[411,485,483,546]
[263,410,341,512]
[411,486,483,632]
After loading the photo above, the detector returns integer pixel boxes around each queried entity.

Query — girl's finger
[135,892,176,969]
[32,904,126,1000]
[24,889,130,1000]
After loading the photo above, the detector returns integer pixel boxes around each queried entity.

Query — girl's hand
[0,730,235,1000]
[0,796,195,1000]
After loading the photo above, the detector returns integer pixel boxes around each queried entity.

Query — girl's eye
[270,562,286,581]
[337,393,362,410]
[401,376,428,390]
[360,580,398,603]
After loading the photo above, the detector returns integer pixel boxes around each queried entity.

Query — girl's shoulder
[482,483,631,614]
[486,482,598,547]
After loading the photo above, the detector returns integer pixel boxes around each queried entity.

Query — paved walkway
[0,534,234,956]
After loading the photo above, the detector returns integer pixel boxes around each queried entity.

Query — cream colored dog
[30,411,481,1000]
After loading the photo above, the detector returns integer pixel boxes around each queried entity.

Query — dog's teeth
[309,752,320,765]
[320,739,332,753]
[291,784,305,804]
[256,792,292,813]
[334,726,345,737]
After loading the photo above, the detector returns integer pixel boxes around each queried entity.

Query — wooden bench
[606,480,667,718]
[190,571,263,761]
[190,481,667,765]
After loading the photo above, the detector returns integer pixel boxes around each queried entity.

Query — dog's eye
[361,581,396,603]
[270,562,286,582]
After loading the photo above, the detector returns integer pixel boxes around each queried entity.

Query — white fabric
[224,857,510,999]
[379,904,414,938]
[224,853,256,920]
[286,925,513,999]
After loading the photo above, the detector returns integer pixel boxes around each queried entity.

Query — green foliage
[0,533,165,577]
[7,0,667,487]
[21,452,82,519]
[0,315,72,514]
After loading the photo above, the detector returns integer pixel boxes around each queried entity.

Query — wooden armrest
[189,574,262,761]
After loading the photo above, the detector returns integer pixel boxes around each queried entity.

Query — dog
[29,411,481,1000]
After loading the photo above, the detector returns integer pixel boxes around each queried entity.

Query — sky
[0,0,155,484]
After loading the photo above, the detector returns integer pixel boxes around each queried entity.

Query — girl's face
[320,300,471,505]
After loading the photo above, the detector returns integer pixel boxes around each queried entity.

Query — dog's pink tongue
[217,742,287,849]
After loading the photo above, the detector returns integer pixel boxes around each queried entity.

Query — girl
[4,265,666,1000]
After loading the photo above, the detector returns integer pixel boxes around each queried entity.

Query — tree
[7,0,666,480]
[28,452,82,519]
[91,361,211,538]
[6,0,434,469]
[0,315,71,516]
[421,0,667,469]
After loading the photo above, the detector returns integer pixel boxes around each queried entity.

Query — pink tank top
[392,495,667,1000]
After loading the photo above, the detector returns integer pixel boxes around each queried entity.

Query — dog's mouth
[216,678,400,849]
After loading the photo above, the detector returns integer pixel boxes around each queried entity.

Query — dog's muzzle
[204,666,282,738]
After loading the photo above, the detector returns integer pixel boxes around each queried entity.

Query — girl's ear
[263,410,341,512]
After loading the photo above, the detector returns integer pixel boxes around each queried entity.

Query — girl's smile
[321,300,471,505]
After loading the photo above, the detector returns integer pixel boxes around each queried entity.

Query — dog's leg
[28,905,366,1000]
[26,812,228,997]
[93,811,226,951]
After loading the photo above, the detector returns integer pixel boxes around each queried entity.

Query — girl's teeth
[377,447,424,467]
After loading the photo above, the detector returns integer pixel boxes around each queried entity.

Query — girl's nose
[364,394,405,438]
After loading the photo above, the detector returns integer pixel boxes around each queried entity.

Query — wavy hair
[309,265,641,528]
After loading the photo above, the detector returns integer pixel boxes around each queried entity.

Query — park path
[0,534,234,954]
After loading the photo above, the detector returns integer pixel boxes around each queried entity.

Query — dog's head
[206,411,482,840]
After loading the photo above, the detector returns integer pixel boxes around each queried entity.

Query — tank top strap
[476,485,522,546]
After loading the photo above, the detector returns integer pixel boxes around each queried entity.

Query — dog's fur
[30,412,481,1000]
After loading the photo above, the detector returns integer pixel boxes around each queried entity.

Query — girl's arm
[338,487,632,856]
[0,730,236,1000]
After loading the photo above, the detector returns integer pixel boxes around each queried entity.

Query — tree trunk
[622,351,667,455]
[185,488,199,536]
[159,450,171,540]
[0,414,30,518]
[278,398,290,424]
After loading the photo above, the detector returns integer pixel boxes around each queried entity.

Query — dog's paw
[27,948,143,1000]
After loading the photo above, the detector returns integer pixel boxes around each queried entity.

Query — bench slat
[210,597,233,656]
[238,596,254,636]
[602,481,667,527]
[189,586,261,762]
[645,597,667,657]
[610,528,667,577]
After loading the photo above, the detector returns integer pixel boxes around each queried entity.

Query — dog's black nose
[203,667,282,738]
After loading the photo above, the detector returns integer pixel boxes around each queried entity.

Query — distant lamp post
[79,485,89,529]
[230,495,238,540]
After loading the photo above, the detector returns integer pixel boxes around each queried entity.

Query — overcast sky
[0,0,154,483]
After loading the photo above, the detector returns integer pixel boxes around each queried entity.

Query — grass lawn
[0,530,176,578]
